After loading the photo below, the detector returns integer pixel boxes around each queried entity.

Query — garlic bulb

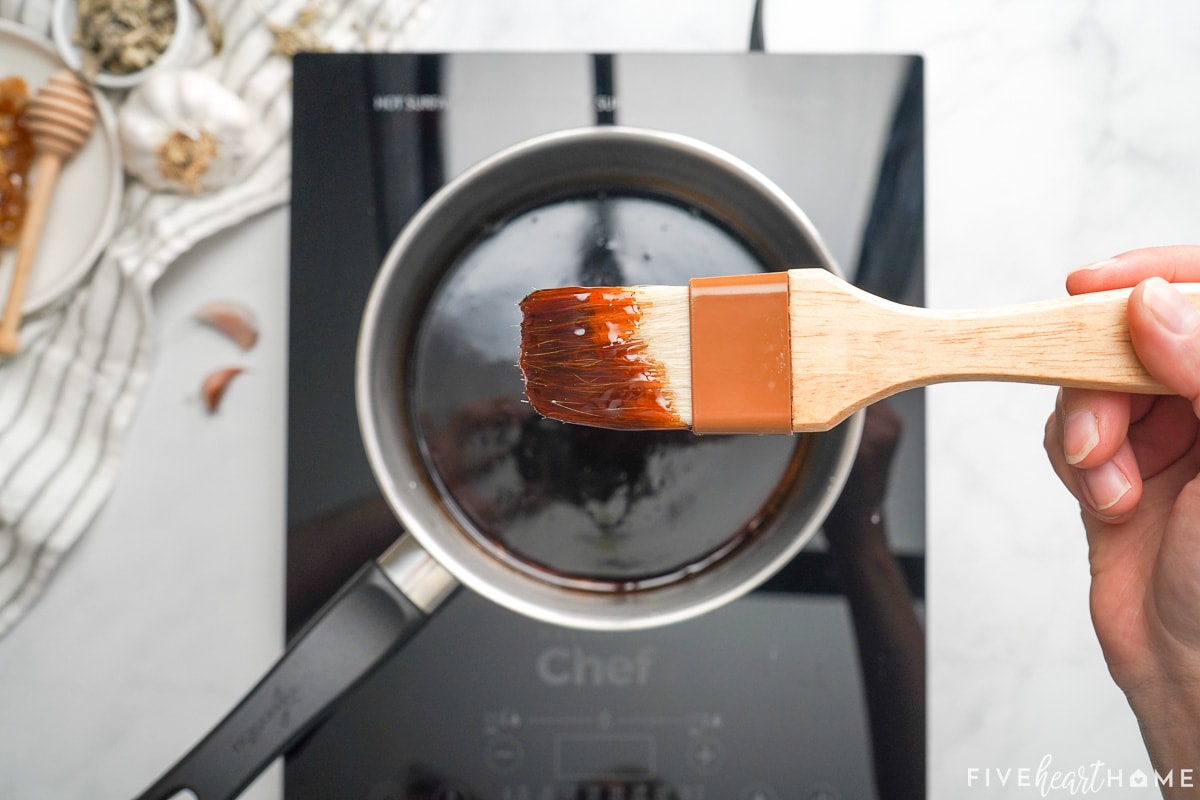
[117,69,256,194]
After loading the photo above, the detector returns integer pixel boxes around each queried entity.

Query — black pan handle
[134,536,457,800]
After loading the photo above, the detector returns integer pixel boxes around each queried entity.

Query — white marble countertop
[3,1,1200,798]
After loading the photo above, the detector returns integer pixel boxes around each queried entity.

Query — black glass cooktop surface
[286,52,925,800]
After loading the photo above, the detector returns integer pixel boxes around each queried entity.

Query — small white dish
[0,19,123,316]
[50,0,194,90]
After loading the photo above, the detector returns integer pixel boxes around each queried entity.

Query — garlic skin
[194,300,258,350]
[118,69,256,193]
[202,366,244,413]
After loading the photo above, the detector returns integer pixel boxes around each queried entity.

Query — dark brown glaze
[412,192,804,589]
[519,286,686,430]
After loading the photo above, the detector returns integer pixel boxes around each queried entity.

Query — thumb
[1129,277,1200,412]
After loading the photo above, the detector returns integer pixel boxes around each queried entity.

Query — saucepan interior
[357,126,862,631]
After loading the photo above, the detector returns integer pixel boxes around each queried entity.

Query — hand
[1044,245,1200,786]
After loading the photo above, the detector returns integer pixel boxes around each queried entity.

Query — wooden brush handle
[788,268,1200,432]
[0,153,62,356]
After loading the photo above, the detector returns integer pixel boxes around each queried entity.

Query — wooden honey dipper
[0,69,96,356]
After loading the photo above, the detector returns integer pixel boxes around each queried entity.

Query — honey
[0,76,34,247]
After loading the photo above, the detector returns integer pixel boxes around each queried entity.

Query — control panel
[285,591,878,800]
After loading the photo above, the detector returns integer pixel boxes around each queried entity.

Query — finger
[1056,387,1131,468]
[1078,439,1141,521]
[1128,277,1200,416]
[1045,405,1143,522]
[1152,479,1200,646]
[1067,245,1200,295]
[1127,395,1200,480]
[1045,408,1085,497]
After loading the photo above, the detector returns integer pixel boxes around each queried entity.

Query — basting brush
[518,269,1200,434]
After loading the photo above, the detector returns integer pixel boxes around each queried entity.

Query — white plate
[0,19,122,316]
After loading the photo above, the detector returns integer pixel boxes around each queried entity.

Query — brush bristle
[518,285,692,430]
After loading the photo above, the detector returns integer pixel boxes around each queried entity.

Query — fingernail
[1078,257,1119,271]
[1143,276,1200,335]
[1063,411,1099,465]
[1083,461,1132,512]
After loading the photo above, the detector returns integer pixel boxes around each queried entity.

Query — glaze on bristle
[518,285,692,430]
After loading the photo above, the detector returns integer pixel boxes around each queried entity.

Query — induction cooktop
[286,51,925,800]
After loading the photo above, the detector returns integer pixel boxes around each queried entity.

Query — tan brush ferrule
[688,272,792,434]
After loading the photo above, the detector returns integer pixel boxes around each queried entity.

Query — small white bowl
[50,0,194,89]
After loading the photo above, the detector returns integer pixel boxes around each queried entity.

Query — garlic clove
[137,69,185,119]
[194,300,258,350]
[202,366,244,413]
[208,99,253,141]
[179,70,217,119]
[119,112,162,151]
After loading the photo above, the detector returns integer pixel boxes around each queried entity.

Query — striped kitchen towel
[0,0,438,636]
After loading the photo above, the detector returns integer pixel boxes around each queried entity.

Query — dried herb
[73,0,177,78]
[188,0,223,56]
[265,3,331,57]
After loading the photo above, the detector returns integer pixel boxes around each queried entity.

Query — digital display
[555,733,657,780]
